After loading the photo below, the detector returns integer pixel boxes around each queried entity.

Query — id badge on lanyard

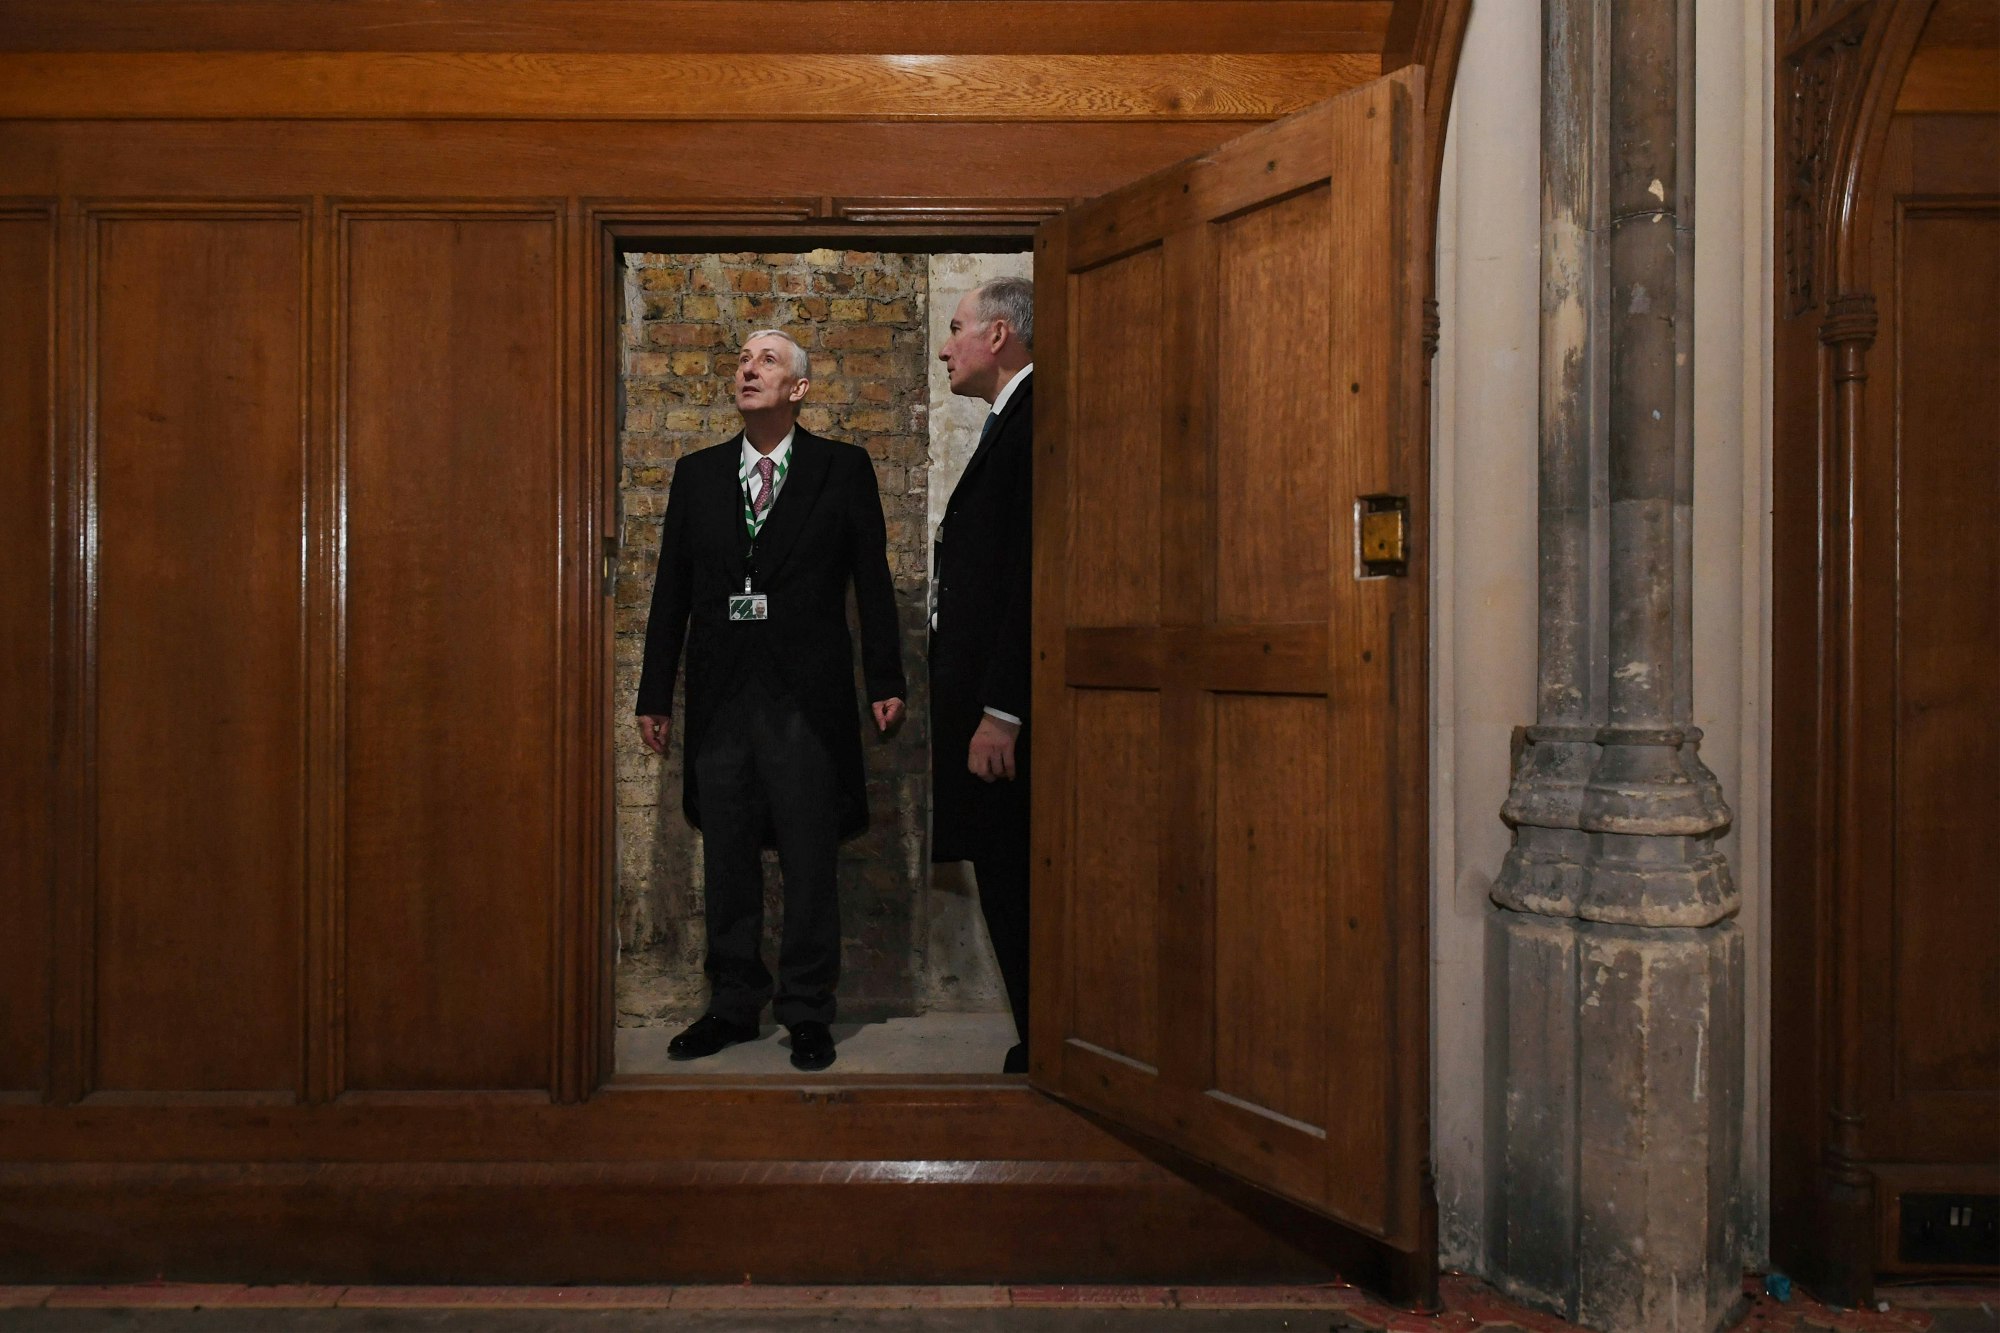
[731,480,771,621]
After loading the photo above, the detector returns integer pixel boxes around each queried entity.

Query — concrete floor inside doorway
[1,1278,1994,1332]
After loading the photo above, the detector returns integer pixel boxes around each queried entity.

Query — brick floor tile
[45,1285,244,1309]
[469,1288,678,1309]
[1009,1285,1176,1307]
[0,1287,54,1308]
[335,1286,674,1309]
[1383,1311,1482,1333]
[1173,1285,1367,1308]
[337,1286,477,1307]
[212,1286,345,1308]
[666,1286,1004,1310]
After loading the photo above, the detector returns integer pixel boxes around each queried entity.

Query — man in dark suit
[637,329,906,1072]
[931,277,1034,1074]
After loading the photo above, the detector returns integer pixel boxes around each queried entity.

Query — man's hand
[637,714,671,754]
[872,698,906,734]
[968,714,1020,782]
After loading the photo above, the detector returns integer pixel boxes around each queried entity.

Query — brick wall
[614,250,931,1024]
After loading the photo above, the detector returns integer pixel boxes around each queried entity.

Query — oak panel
[1211,693,1328,1131]
[1067,689,1161,1069]
[1895,47,2000,114]
[1213,184,1334,624]
[90,213,306,1093]
[0,1,1393,54]
[341,213,560,1091]
[0,1157,1356,1287]
[0,122,1243,205]
[0,52,1380,122]
[1889,207,1999,1097]
[1067,246,1162,628]
[0,210,53,1094]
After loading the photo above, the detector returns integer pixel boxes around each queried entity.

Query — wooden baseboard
[0,1156,1398,1286]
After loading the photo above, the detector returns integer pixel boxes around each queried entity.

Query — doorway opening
[607,240,1032,1077]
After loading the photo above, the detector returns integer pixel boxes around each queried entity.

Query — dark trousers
[693,676,842,1027]
[972,838,1031,1054]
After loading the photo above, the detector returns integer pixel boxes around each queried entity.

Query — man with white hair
[637,329,906,1072]
[932,277,1035,1073]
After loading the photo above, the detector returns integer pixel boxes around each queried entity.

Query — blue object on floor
[1764,1272,1794,1303]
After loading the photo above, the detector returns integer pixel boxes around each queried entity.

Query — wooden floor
[0,1278,1994,1331]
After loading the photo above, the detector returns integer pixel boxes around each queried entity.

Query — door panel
[340,211,561,1092]
[1067,689,1163,1069]
[1032,71,1427,1248]
[0,209,55,1096]
[1214,183,1333,625]
[1212,692,1328,1132]
[89,211,308,1095]
[1067,247,1163,629]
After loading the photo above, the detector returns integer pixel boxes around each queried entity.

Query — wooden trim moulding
[0,1,1395,56]
[0,52,1380,122]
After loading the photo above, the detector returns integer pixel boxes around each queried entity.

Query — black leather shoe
[667,1013,758,1061]
[1003,1042,1028,1074]
[787,1020,836,1071]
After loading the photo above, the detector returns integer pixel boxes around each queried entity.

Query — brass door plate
[1355,495,1409,578]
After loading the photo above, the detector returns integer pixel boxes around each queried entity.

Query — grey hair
[743,329,811,381]
[973,276,1034,350]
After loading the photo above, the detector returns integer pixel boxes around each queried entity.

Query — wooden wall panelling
[0,122,1251,205]
[46,197,87,1107]
[1154,222,1218,1105]
[0,2,1395,54]
[337,204,566,1094]
[0,53,1380,122]
[1771,0,1995,1295]
[1850,109,2000,1210]
[81,203,310,1098]
[1872,196,1999,1158]
[305,195,341,1106]
[0,203,55,1099]
[557,196,602,1105]
[0,1158,1357,1287]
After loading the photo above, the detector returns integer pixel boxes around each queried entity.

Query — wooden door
[1030,70,1430,1252]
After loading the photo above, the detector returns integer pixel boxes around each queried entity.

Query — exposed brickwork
[615,250,930,1025]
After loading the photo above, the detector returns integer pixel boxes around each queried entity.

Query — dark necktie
[978,411,999,446]
[753,456,776,516]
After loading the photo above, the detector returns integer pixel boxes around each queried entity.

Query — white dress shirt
[740,427,795,518]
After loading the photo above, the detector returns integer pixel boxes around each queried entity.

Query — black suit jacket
[637,427,906,839]
[930,373,1033,863]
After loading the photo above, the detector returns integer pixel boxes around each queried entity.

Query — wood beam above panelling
[0,52,1379,121]
[0,1,1392,54]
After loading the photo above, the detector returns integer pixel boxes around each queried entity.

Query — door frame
[573,174,1439,1279]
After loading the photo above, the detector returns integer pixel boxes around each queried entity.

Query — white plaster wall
[1691,0,1775,1265]
[1428,0,1774,1270]
[1430,0,1542,1270]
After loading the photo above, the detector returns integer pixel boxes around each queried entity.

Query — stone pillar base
[1492,912,1744,1332]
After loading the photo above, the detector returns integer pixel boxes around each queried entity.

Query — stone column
[1489,2,1742,1328]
